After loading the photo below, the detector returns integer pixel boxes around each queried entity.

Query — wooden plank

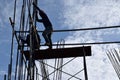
[23,46,91,60]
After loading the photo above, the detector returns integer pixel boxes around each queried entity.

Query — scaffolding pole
[83,46,88,80]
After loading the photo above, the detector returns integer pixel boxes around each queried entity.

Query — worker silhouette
[33,3,53,49]
[20,27,40,50]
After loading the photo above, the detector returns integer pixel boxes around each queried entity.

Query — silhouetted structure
[7,0,92,80]
[6,0,120,80]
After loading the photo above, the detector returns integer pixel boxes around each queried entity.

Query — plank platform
[23,46,91,60]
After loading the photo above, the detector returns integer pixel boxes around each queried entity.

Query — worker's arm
[36,18,43,22]
[33,2,45,15]
[36,12,43,22]
[33,2,41,12]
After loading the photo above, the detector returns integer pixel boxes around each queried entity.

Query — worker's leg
[42,30,52,49]
[42,30,49,44]
[48,32,52,43]
[47,32,52,49]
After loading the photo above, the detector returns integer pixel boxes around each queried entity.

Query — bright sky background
[1,0,120,80]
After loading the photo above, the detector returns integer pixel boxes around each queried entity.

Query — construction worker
[33,3,53,49]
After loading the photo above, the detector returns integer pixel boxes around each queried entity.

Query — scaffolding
[5,0,92,80]
[4,0,120,80]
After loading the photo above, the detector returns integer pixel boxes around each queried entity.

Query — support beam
[15,25,120,33]
[23,46,91,60]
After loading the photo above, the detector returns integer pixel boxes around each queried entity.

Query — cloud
[62,0,120,80]
[0,71,7,80]
[63,2,120,28]
[0,1,13,28]
[0,0,22,30]
[0,1,22,79]
[1,0,120,80]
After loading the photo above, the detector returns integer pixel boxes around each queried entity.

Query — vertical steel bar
[83,46,88,80]
[14,47,20,80]
[112,50,120,77]
[107,51,120,79]
[18,50,24,80]
[4,74,6,80]
[29,19,34,80]
[28,0,34,79]
[4,75,6,80]
[111,50,120,77]
[8,64,11,80]
[9,0,17,79]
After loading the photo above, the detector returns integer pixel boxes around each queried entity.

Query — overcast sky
[0,0,120,80]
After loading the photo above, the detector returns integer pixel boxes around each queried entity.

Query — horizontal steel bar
[15,25,120,33]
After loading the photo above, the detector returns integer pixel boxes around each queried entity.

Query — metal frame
[6,0,120,80]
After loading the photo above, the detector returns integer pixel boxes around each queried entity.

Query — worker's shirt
[38,10,53,30]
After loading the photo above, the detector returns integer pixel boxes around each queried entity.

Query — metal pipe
[83,46,88,80]
[4,74,6,80]
[15,25,120,33]
[40,41,120,46]
[14,47,20,80]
